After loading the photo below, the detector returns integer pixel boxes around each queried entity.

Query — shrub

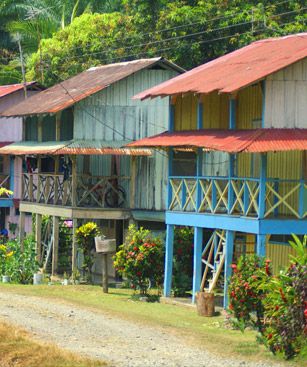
[172,227,194,297]
[0,244,14,276]
[5,236,39,284]
[113,225,164,295]
[76,222,100,282]
[228,235,307,360]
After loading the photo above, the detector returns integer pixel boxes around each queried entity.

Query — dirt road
[0,291,280,367]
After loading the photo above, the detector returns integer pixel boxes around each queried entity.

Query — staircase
[200,230,226,292]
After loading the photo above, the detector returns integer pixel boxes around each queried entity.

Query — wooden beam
[71,156,77,207]
[51,216,59,276]
[72,218,78,272]
[37,116,43,142]
[163,224,174,297]
[19,211,25,252]
[129,156,137,209]
[36,155,41,203]
[223,230,234,308]
[35,214,42,263]
[258,153,267,218]
[55,112,61,141]
[192,227,203,303]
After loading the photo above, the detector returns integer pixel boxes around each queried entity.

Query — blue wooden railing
[168,176,306,219]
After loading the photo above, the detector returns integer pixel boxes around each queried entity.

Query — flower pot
[33,273,43,285]
[196,292,215,317]
[2,275,11,283]
[63,279,69,286]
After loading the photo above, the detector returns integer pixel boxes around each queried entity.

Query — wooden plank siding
[74,68,178,211]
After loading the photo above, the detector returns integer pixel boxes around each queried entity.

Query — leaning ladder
[200,230,226,293]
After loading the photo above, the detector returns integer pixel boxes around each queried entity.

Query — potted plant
[0,243,14,283]
[63,272,69,285]
[71,268,81,285]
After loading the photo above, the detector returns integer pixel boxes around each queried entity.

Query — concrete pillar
[163,224,174,297]
[51,216,59,276]
[223,230,234,308]
[192,227,203,303]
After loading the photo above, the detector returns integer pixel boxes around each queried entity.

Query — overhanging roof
[0,82,39,99]
[0,58,184,117]
[134,33,307,99]
[127,129,307,153]
[0,140,151,156]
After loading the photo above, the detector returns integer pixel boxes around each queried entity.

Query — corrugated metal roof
[56,140,152,156]
[0,82,38,99]
[0,140,151,156]
[0,141,70,155]
[0,58,184,117]
[135,33,307,99]
[127,129,307,153]
[0,142,13,148]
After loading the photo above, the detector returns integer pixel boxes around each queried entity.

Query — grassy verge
[0,284,304,365]
[0,320,106,367]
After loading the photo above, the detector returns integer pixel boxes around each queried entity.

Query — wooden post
[35,214,42,263]
[52,216,59,276]
[71,156,77,207]
[256,234,266,257]
[130,156,137,209]
[228,97,236,213]
[258,153,267,218]
[192,227,203,303]
[102,254,108,293]
[55,112,61,141]
[223,230,234,308]
[9,156,15,193]
[54,157,59,204]
[163,224,174,297]
[36,155,41,202]
[37,116,43,142]
[19,211,25,252]
[72,218,78,272]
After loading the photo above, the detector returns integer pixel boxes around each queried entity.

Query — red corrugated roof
[135,33,307,99]
[0,142,13,148]
[127,129,307,153]
[0,58,183,117]
[0,82,37,99]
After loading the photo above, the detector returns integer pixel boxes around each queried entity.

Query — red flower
[267,333,273,340]
[275,305,280,311]
[304,309,307,318]
[231,291,236,297]
[177,248,183,256]
[265,259,271,263]
[136,271,142,277]
[133,246,138,251]
[229,303,234,310]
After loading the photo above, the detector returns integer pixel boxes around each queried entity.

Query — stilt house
[0,82,41,236]
[128,34,307,306]
[0,58,183,276]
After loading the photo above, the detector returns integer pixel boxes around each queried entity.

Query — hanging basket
[196,291,215,317]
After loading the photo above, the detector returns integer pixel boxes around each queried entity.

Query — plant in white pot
[63,272,69,286]
[0,243,14,283]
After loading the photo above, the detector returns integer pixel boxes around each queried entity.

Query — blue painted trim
[167,149,174,208]
[258,153,267,218]
[164,224,174,297]
[261,80,266,128]
[181,181,186,210]
[212,179,217,210]
[224,230,234,308]
[273,180,279,217]
[256,234,266,257]
[243,181,249,215]
[298,179,305,219]
[196,149,203,209]
[168,103,175,131]
[197,102,203,129]
[192,227,203,303]
[9,156,15,193]
[0,199,13,207]
[165,211,307,235]
[228,155,235,213]
[213,235,218,271]
[229,99,236,129]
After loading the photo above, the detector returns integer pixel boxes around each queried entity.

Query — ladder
[200,230,226,293]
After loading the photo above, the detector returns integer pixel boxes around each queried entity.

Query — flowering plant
[113,225,163,295]
[0,243,14,276]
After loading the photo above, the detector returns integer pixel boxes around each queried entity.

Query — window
[172,151,196,176]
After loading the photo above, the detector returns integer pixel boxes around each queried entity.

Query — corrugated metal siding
[265,58,307,128]
[42,115,56,141]
[201,92,229,129]
[74,68,177,211]
[267,243,296,274]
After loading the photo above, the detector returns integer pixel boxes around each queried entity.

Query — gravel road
[0,291,282,367]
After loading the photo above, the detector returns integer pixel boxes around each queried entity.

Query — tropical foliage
[228,235,307,359]
[0,0,305,84]
[113,225,164,295]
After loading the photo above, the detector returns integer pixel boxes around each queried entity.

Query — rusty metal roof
[0,142,13,148]
[135,33,307,99]
[0,140,151,156]
[56,140,151,156]
[0,58,183,117]
[0,82,39,99]
[127,129,307,153]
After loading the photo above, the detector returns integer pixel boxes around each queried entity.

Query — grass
[0,284,304,366]
[0,321,106,367]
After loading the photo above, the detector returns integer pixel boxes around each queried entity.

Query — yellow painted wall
[174,94,197,130]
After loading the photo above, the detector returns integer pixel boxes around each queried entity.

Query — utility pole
[17,33,27,99]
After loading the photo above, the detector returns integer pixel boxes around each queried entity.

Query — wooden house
[128,34,307,306]
[0,58,183,276]
[0,82,41,236]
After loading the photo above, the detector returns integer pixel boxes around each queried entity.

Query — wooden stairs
[200,230,226,293]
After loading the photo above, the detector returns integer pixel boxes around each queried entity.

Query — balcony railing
[22,173,130,209]
[168,176,306,219]
[0,174,11,199]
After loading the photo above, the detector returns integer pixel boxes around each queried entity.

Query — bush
[228,235,307,360]
[113,225,164,295]
[76,222,100,282]
[5,236,39,284]
[172,227,194,297]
